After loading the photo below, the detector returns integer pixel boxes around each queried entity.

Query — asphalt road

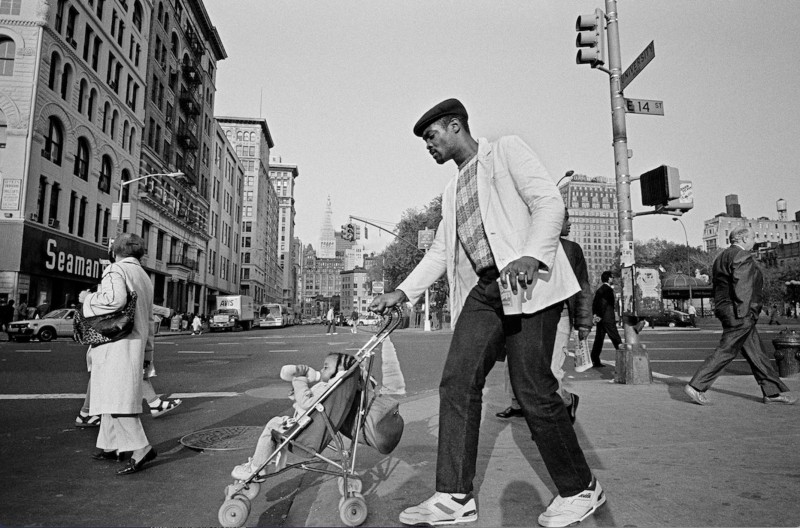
[0,322,793,526]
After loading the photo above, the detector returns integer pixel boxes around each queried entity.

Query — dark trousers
[689,317,788,397]
[591,319,621,364]
[436,273,592,497]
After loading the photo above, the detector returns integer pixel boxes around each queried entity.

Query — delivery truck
[209,295,255,331]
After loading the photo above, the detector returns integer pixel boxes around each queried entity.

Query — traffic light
[640,165,681,206]
[346,223,355,241]
[576,9,605,68]
[340,225,351,241]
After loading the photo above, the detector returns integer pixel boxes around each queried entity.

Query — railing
[167,255,199,271]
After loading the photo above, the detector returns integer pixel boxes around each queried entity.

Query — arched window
[110,109,119,140]
[88,88,97,121]
[0,37,15,76]
[44,116,64,165]
[128,127,136,154]
[122,120,130,150]
[60,62,72,100]
[73,137,90,180]
[77,78,88,113]
[157,2,163,23]
[132,1,143,31]
[102,101,110,133]
[170,32,179,56]
[121,168,131,201]
[48,52,61,90]
[163,13,169,31]
[99,156,112,193]
[236,131,243,141]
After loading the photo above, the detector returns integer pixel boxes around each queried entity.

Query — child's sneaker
[399,492,477,525]
[231,457,267,482]
[537,477,605,527]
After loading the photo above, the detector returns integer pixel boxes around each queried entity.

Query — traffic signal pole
[603,0,652,384]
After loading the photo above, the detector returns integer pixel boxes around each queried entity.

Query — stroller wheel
[339,496,368,527]
[218,497,250,528]
[337,476,363,496]
[241,481,260,500]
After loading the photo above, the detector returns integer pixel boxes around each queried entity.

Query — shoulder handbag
[347,374,404,455]
[73,290,138,346]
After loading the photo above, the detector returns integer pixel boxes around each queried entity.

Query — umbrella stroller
[218,306,405,527]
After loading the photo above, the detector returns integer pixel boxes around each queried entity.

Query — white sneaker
[537,478,605,527]
[399,492,477,526]
[231,457,267,482]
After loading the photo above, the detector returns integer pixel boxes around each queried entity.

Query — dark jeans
[689,316,788,397]
[436,272,593,497]
[591,319,621,364]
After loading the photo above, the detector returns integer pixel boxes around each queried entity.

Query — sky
[203,1,800,255]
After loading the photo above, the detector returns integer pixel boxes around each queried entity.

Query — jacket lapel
[475,138,493,225]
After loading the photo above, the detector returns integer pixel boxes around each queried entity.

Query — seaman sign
[620,41,655,91]
[624,98,664,116]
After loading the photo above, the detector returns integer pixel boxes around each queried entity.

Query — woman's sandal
[149,398,182,418]
[75,413,101,428]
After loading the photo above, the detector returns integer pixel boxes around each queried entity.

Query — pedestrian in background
[350,310,358,334]
[325,306,337,335]
[497,208,592,424]
[370,98,602,527]
[684,227,796,406]
[687,303,697,328]
[590,271,622,368]
[768,304,781,325]
[81,233,158,474]
[15,299,27,321]
[192,314,202,335]
[0,299,14,332]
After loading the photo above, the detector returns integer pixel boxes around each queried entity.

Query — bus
[258,303,292,328]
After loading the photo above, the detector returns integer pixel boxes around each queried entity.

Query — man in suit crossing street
[590,271,622,367]
[684,227,796,406]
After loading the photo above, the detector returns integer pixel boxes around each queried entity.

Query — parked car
[7,308,77,342]
[358,314,382,326]
[646,309,691,328]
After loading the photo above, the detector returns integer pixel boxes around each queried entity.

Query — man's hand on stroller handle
[369,290,407,314]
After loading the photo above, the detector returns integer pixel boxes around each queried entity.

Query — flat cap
[413,98,468,137]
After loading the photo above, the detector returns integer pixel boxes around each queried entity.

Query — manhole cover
[180,426,263,451]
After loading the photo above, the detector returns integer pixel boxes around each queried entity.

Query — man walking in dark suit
[591,271,621,367]
[684,227,795,405]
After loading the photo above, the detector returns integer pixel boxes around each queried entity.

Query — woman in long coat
[81,233,157,475]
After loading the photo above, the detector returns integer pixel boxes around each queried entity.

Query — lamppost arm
[116,172,183,239]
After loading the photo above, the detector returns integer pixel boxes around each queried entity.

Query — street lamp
[672,217,690,275]
[115,172,183,239]
[556,170,575,188]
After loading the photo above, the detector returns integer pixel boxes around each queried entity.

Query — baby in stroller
[231,352,357,481]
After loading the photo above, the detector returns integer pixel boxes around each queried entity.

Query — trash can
[772,329,800,378]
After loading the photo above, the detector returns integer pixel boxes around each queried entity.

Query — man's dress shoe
[117,448,157,475]
[495,406,524,418]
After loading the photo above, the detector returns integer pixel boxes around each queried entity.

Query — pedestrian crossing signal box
[640,165,680,206]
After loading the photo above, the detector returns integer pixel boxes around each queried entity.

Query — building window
[77,197,87,237]
[0,0,21,15]
[48,183,60,223]
[0,36,15,76]
[36,176,47,223]
[60,63,72,100]
[98,156,112,193]
[65,7,78,43]
[54,0,65,33]
[44,116,63,165]
[73,138,90,180]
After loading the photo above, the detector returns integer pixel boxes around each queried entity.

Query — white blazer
[397,136,580,326]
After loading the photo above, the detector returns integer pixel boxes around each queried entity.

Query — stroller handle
[375,305,403,336]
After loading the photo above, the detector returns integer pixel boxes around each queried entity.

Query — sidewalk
[286,370,800,527]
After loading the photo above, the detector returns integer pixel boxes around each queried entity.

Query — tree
[381,195,442,290]
[761,262,800,307]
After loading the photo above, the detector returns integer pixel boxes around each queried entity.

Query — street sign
[624,98,664,116]
[372,281,384,294]
[620,40,655,91]
[417,229,435,250]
